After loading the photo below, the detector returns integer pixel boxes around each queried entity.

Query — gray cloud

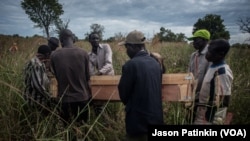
[0,0,249,44]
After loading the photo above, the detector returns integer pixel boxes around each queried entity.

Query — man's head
[206,39,230,63]
[59,29,74,47]
[37,45,51,57]
[48,37,59,51]
[119,30,146,59]
[119,30,146,45]
[188,29,210,51]
[89,32,100,48]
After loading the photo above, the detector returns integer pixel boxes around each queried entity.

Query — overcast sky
[0,0,249,44]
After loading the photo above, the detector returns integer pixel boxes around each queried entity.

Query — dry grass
[0,35,249,140]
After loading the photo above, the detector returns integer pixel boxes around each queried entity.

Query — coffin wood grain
[91,73,195,102]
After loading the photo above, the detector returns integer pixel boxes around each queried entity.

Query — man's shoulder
[123,59,134,67]
[30,56,42,65]
[126,56,145,65]
[74,46,86,50]
[76,47,88,54]
[201,45,209,54]
[52,47,87,54]
[24,57,42,72]
[51,48,62,55]
[190,51,198,56]
[100,43,110,46]
[217,64,232,75]
[71,47,89,58]
[100,43,111,49]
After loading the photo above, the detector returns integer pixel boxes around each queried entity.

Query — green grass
[0,36,249,140]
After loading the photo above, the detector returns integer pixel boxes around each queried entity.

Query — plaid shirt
[23,54,51,107]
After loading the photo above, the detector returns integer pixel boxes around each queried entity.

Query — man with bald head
[50,29,92,127]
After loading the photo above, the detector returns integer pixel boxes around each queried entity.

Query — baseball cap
[48,37,59,47]
[187,29,210,40]
[118,30,146,45]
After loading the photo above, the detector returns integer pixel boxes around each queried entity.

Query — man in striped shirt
[23,45,52,115]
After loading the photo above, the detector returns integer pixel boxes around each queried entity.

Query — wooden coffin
[90,73,195,102]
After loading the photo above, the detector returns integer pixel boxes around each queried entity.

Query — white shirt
[88,43,114,75]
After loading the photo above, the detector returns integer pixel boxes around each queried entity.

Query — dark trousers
[60,101,90,141]
[92,100,105,116]
[60,101,89,126]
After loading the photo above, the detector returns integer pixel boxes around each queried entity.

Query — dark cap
[48,37,59,47]
[37,45,51,55]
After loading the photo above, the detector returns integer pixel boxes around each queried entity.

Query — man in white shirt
[88,32,114,116]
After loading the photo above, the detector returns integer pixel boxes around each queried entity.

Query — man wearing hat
[187,29,211,123]
[48,37,59,51]
[118,30,164,140]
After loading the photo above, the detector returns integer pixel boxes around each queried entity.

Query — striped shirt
[23,55,51,107]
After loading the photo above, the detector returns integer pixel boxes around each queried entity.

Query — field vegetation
[0,35,249,140]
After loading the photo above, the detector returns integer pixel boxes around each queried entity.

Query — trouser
[193,106,211,125]
[92,100,105,116]
[192,100,199,123]
[60,101,90,141]
[60,101,90,126]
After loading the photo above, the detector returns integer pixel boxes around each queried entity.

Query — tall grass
[226,47,250,124]
[0,36,249,140]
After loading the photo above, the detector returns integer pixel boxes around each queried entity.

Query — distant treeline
[231,43,250,48]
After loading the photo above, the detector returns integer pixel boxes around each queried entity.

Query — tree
[192,14,230,40]
[85,23,105,41]
[114,32,125,41]
[176,33,186,42]
[21,0,64,38]
[154,27,186,42]
[237,17,250,34]
[54,19,70,36]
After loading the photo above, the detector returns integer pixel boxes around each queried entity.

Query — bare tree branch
[237,17,250,34]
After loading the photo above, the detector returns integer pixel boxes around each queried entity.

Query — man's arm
[31,62,51,99]
[99,44,114,74]
[118,64,134,105]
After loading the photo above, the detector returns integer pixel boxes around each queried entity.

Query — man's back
[118,51,163,135]
[51,47,91,103]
